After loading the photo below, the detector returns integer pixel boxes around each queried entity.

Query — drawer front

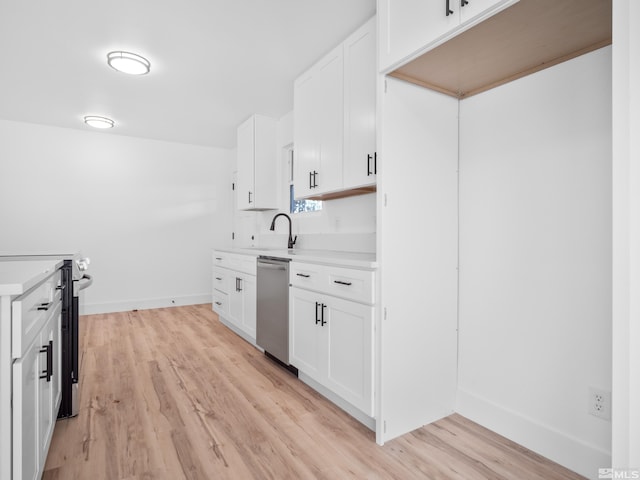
[212,267,230,294]
[12,270,62,359]
[291,262,375,305]
[213,251,257,276]
[212,291,229,317]
[325,267,375,305]
[290,263,326,291]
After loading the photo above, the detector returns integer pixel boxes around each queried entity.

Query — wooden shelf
[389,0,612,99]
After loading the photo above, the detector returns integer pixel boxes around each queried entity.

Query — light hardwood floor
[43,304,585,480]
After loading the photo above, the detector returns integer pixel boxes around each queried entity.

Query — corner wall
[457,47,612,478]
[0,120,234,313]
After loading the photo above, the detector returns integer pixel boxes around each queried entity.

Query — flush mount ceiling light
[84,116,115,129]
[107,51,151,75]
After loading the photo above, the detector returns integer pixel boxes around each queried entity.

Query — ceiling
[0,0,376,149]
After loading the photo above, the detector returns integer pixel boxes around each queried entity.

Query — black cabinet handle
[315,302,321,325]
[446,0,454,15]
[367,154,373,176]
[309,171,313,189]
[37,302,52,311]
[296,273,310,278]
[333,280,353,286]
[311,170,318,188]
[215,257,223,261]
[39,341,53,382]
[236,277,242,292]
[461,0,469,5]
[215,277,222,281]
[321,304,327,326]
[374,152,377,174]
[248,191,253,204]
[215,301,222,306]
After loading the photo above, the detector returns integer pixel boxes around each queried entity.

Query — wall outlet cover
[588,386,611,420]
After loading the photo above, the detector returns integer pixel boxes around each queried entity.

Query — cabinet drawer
[212,267,229,294]
[290,263,325,291]
[212,291,229,317]
[12,270,62,359]
[290,262,375,305]
[213,251,257,276]
[325,267,374,305]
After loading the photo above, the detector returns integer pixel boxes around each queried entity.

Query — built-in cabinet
[378,0,518,72]
[289,262,375,416]
[294,17,376,200]
[212,251,257,342]
[236,115,279,211]
[0,263,62,480]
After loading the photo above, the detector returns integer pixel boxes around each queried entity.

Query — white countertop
[215,247,377,269]
[0,260,63,296]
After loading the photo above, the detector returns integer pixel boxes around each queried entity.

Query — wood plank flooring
[43,304,585,480]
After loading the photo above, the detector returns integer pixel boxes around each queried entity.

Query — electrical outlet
[588,387,611,420]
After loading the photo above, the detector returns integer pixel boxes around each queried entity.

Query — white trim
[80,294,212,315]
[456,389,611,479]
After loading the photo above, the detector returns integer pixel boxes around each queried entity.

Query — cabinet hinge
[232,182,235,191]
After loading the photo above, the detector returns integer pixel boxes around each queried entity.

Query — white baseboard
[456,389,611,480]
[81,294,212,315]
[298,372,375,432]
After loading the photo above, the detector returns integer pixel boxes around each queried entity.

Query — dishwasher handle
[258,262,287,271]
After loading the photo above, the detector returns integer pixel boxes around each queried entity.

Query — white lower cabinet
[212,251,257,343]
[8,267,62,480]
[290,270,374,417]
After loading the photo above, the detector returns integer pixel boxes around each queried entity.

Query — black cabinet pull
[39,341,53,382]
[248,191,253,204]
[374,152,377,174]
[446,0,454,15]
[315,302,321,325]
[236,277,242,292]
[215,277,222,281]
[333,280,353,286]
[215,257,223,261]
[321,304,327,326]
[37,302,52,311]
[461,0,469,5]
[215,301,222,306]
[296,273,310,278]
[309,171,313,189]
[367,154,373,176]
[310,170,318,188]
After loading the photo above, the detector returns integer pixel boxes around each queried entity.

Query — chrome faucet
[269,213,297,249]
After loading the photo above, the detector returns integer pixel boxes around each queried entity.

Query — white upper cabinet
[294,45,344,199]
[343,17,377,188]
[236,114,279,211]
[294,17,376,200]
[378,0,518,72]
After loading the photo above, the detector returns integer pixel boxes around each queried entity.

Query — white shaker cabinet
[343,17,377,188]
[293,45,344,198]
[378,0,518,72]
[289,262,375,417]
[0,261,62,480]
[236,114,279,211]
[212,251,257,343]
[294,17,376,199]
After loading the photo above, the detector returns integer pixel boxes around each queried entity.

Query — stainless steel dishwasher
[256,256,296,373]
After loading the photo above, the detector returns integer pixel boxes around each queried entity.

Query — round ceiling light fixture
[84,115,115,129]
[107,51,151,75]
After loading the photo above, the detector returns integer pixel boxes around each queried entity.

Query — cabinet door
[236,116,255,210]
[293,69,320,199]
[343,17,377,189]
[378,0,459,72]
[228,275,244,329]
[324,297,374,416]
[289,288,322,381]
[252,115,279,209]
[240,274,256,339]
[13,332,43,480]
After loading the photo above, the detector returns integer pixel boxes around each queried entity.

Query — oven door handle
[76,274,93,291]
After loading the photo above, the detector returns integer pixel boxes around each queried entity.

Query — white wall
[0,119,234,314]
[232,110,377,253]
[612,0,640,470]
[457,47,612,478]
